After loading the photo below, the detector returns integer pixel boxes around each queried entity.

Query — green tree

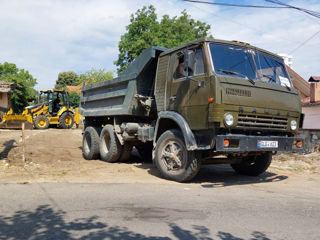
[55,71,80,89]
[0,62,37,113]
[68,91,80,108]
[79,68,114,85]
[114,5,212,73]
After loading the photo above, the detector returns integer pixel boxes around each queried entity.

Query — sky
[0,0,319,90]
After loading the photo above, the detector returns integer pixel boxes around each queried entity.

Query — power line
[289,29,320,54]
[183,0,320,19]
[183,0,289,8]
[264,1,320,53]
[265,0,320,19]
[183,0,301,45]
[184,0,320,53]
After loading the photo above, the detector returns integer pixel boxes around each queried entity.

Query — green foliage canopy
[68,91,80,108]
[65,69,114,108]
[0,62,37,113]
[114,5,212,73]
[55,71,80,89]
[79,69,114,85]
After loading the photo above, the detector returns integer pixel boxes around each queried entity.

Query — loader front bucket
[0,120,34,129]
[0,109,34,130]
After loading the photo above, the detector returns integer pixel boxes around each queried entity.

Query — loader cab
[39,90,69,115]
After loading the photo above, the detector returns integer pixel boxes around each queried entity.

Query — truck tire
[231,152,272,176]
[154,129,200,182]
[82,126,100,160]
[59,112,74,129]
[34,115,50,129]
[136,142,153,162]
[119,143,133,162]
[99,125,122,163]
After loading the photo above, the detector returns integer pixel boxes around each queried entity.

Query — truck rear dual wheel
[154,129,200,182]
[82,126,100,160]
[34,115,50,129]
[99,125,122,163]
[231,152,272,176]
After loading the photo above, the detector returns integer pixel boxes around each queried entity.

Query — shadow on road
[193,164,288,188]
[0,204,271,240]
[0,139,16,160]
[135,162,288,187]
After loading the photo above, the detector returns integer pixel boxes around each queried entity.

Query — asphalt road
[0,175,319,240]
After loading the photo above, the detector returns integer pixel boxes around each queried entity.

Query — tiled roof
[286,65,310,98]
[66,85,82,93]
[309,76,320,82]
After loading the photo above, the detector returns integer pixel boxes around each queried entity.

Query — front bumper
[216,134,303,152]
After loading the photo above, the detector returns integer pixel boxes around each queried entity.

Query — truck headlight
[224,113,234,127]
[290,120,297,130]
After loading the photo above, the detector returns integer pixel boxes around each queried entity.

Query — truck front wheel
[231,152,272,176]
[154,129,200,182]
[99,125,122,162]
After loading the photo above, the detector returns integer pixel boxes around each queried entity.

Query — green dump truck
[79,38,303,182]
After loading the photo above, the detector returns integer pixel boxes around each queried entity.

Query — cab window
[173,53,186,80]
[173,47,204,80]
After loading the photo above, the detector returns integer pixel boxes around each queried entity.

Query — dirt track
[0,128,319,184]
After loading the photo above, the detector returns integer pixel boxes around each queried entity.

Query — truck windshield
[209,42,292,88]
[209,43,257,81]
[254,51,291,88]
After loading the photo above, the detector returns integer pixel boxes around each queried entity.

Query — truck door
[168,47,208,129]
[168,51,189,120]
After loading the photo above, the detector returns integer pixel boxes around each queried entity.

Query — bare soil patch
[0,128,319,184]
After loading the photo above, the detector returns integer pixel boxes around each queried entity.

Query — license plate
[257,140,278,148]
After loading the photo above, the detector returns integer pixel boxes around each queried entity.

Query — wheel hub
[161,141,184,171]
[65,116,71,125]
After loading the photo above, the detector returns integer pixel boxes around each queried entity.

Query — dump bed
[79,46,166,117]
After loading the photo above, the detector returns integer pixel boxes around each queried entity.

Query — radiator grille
[237,114,288,130]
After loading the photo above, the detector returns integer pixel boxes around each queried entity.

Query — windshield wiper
[219,69,255,85]
[262,74,276,83]
[262,74,291,91]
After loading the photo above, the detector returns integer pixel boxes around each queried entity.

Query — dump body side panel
[79,47,166,118]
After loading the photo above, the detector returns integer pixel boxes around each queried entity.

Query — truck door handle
[170,96,176,101]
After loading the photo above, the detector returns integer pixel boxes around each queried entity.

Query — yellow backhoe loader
[0,89,81,129]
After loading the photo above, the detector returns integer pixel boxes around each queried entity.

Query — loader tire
[154,129,200,182]
[82,126,100,160]
[99,125,122,163]
[34,115,50,129]
[59,112,74,129]
[119,143,133,162]
[231,152,272,176]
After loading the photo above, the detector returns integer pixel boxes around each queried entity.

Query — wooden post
[22,122,25,162]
